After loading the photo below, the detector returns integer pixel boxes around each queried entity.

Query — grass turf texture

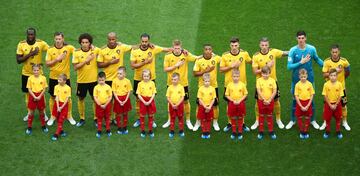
[0,0,359,175]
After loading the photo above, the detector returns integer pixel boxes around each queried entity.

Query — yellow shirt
[294,80,315,100]
[72,47,100,83]
[97,44,132,81]
[16,39,49,76]
[225,81,248,101]
[256,77,277,100]
[193,55,220,87]
[112,77,132,96]
[322,80,344,103]
[26,75,48,93]
[94,84,112,104]
[136,80,157,97]
[54,84,71,103]
[164,52,196,86]
[197,85,216,106]
[46,44,75,79]
[166,84,185,104]
[220,50,252,86]
[322,57,350,88]
[130,46,163,81]
[252,49,284,80]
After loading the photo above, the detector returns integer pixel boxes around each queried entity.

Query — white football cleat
[193,120,201,131]
[186,120,193,130]
[276,119,285,129]
[47,117,56,126]
[162,120,170,128]
[68,117,76,125]
[342,121,351,131]
[23,114,28,122]
[213,119,220,131]
[286,121,295,130]
[251,120,259,130]
[319,121,326,130]
[311,120,320,129]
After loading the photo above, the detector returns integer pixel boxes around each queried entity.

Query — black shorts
[21,75,29,93]
[48,78,71,97]
[197,87,219,106]
[76,82,97,98]
[255,81,280,100]
[133,80,156,96]
[167,85,190,101]
[341,89,347,107]
[105,81,112,87]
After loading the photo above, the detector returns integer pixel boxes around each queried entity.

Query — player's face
[171,76,179,85]
[230,42,239,52]
[203,46,212,56]
[141,37,149,49]
[98,77,106,85]
[142,72,150,81]
[173,45,182,55]
[204,79,210,87]
[261,71,270,79]
[54,35,64,46]
[232,73,240,82]
[297,35,306,45]
[32,67,40,76]
[27,30,36,42]
[299,74,308,82]
[81,39,91,50]
[259,41,269,51]
[58,77,66,85]
[331,48,340,59]
[117,70,125,79]
[108,35,117,48]
[329,72,337,82]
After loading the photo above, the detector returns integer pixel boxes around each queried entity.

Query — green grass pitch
[0,0,359,175]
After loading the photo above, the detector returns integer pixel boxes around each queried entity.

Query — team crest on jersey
[336,89,339,92]
[269,55,273,60]
[181,58,185,62]
[178,91,181,94]
[124,85,127,88]
[338,65,342,68]
[211,60,215,65]
[209,92,213,96]
[171,60,174,63]
[239,57,243,62]
[148,52,152,57]
[40,82,43,85]
[116,49,121,54]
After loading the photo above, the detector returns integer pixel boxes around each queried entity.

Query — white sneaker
[193,120,201,131]
[213,119,220,131]
[251,120,259,130]
[286,121,295,130]
[68,117,76,125]
[44,114,49,122]
[342,121,351,131]
[47,117,56,126]
[311,120,320,129]
[186,120,193,130]
[162,120,170,128]
[276,119,285,129]
[319,121,326,130]
[23,114,28,122]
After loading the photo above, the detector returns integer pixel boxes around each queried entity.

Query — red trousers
[323,103,342,132]
[96,103,112,131]
[169,102,184,131]
[52,102,68,135]
[197,105,213,133]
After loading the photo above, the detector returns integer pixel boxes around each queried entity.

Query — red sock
[28,114,34,128]
[335,116,341,132]
[231,119,237,133]
[297,116,304,132]
[238,118,244,133]
[267,115,274,132]
[325,118,331,133]
[206,119,211,133]
[178,115,184,131]
[39,113,45,126]
[105,115,110,131]
[140,116,145,131]
[97,116,103,131]
[56,115,65,135]
[304,118,310,132]
[170,115,175,131]
[123,113,128,128]
[201,118,206,133]
[116,114,121,128]
[259,115,264,132]
[148,116,154,131]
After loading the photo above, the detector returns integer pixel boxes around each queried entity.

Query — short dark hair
[261,66,271,74]
[98,71,106,78]
[26,27,36,35]
[54,32,64,37]
[230,37,239,43]
[140,33,150,40]
[118,66,126,72]
[331,44,340,50]
[78,33,93,44]
[296,30,306,37]
[203,43,212,48]
[329,68,337,75]
[259,37,269,42]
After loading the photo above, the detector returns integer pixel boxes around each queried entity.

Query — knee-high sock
[304,117,310,133]
[238,117,244,133]
[49,97,55,118]
[213,106,219,120]
[274,100,281,121]
[259,115,264,132]
[135,98,140,118]
[140,115,145,131]
[25,93,30,115]
[148,116,154,132]
[297,116,303,132]
[39,112,45,126]
[267,115,274,132]
[255,103,259,121]
[93,102,97,120]
[123,113,128,128]
[335,116,341,132]
[28,113,34,128]
[179,115,184,131]
[116,114,122,128]
[342,106,347,121]
[78,99,85,120]
[184,100,191,121]
[67,99,73,119]
[231,118,237,133]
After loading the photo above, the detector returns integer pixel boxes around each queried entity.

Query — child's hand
[145,102,150,106]
[120,101,124,106]
[205,108,210,113]
[172,104,178,109]
[101,104,106,109]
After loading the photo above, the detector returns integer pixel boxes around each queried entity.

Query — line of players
[16,28,350,140]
